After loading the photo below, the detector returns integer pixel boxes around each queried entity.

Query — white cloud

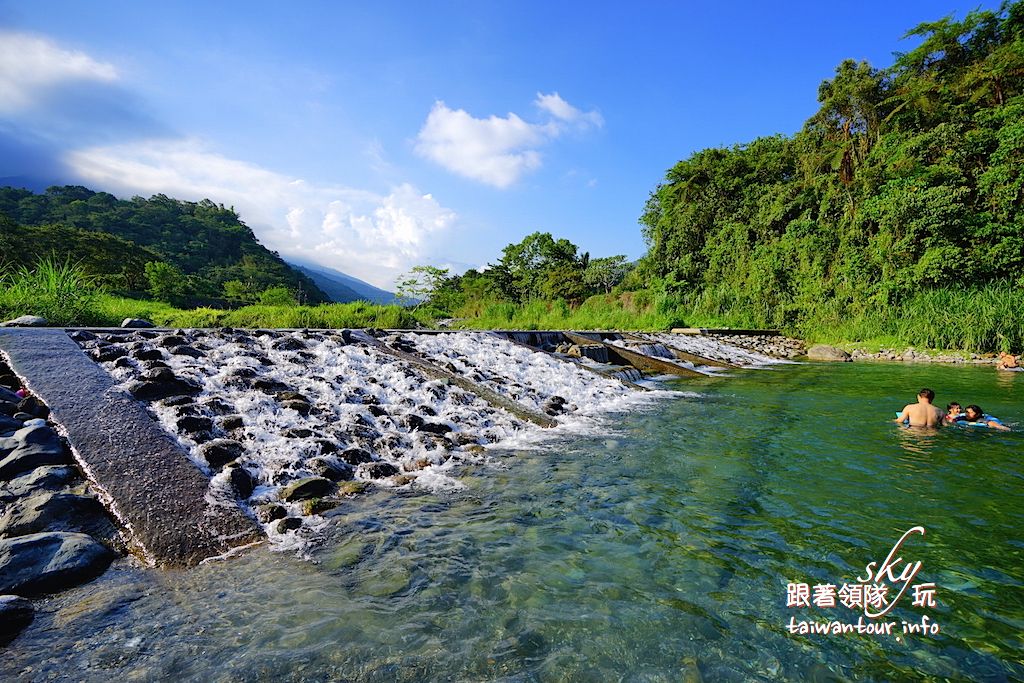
[535,92,603,128]
[66,138,457,288]
[415,92,601,188]
[0,31,118,113]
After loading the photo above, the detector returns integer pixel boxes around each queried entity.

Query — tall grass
[0,258,104,326]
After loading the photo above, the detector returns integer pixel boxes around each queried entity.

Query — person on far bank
[894,388,945,427]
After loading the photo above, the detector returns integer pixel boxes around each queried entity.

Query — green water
[4,363,1022,681]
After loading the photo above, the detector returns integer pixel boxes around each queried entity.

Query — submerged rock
[254,503,287,523]
[279,477,334,502]
[0,532,114,596]
[274,517,303,533]
[362,462,399,479]
[0,595,34,645]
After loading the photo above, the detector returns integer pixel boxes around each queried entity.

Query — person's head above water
[946,402,962,414]
[918,388,936,402]
[965,405,984,421]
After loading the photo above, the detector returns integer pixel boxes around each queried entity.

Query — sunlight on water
[3,363,1021,681]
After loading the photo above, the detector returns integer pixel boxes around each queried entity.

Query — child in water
[944,402,965,424]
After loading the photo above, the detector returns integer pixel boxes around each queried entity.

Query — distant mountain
[288,259,398,304]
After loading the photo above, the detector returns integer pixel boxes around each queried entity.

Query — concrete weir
[0,329,261,567]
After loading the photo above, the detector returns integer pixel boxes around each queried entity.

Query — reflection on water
[3,363,1022,682]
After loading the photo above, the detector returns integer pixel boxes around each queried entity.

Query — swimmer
[944,402,965,424]
[894,388,944,427]
[963,404,1011,431]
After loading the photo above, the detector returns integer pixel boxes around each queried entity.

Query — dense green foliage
[637,3,1024,349]
[0,186,328,305]
[0,257,105,326]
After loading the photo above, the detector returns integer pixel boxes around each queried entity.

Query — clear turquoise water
[4,362,1022,681]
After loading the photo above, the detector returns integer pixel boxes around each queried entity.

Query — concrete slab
[0,329,261,567]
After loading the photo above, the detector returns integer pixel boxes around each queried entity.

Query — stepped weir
[0,327,793,565]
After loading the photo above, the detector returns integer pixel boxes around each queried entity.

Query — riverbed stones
[0,595,34,645]
[176,415,213,434]
[339,448,373,466]
[0,532,114,596]
[275,517,303,533]
[224,461,255,500]
[0,466,77,503]
[279,476,334,502]
[255,503,287,523]
[807,344,852,362]
[307,457,354,482]
[362,461,399,479]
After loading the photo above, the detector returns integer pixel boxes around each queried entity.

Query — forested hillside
[638,3,1023,338]
[0,186,328,305]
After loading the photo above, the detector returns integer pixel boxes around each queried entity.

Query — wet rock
[91,345,128,363]
[225,462,255,500]
[0,466,78,504]
[68,330,98,343]
[0,426,71,479]
[417,405,437,416]
[339,448,374,466]
[282,427,314,439]
[279,477,334,502]
[176,415,213,435]
[308,457,354,482]
[157,335,187,348]
[311,439,339,454]
[133,348,164,362]
[338,480,368,496]
[199,398,233,415]
[419,421,453,435]
[162,394,194,407]
[128,374,201,401]
[0,532,114,596]
[0,595,34,645]
[254,378,290,394]
[220,415,245,431]
[255,503,287,523]
[113,356,135,370]
[806,344,852,362]
[362,462,399,479]
[367,404,389,417]
[168,345,204,358]
[17,396,49,419]
[228,367,258,381]
[274,517,303,533]
[197,439,245,470]
[0,414,22,433]
[271,337,307,351]
[120,318,154,328]
[281,399,312,415]
[391,474,416,486]
[402,414,425,431]
[1,315,47,327]
[0,492,108,539]
[450,431,480,446]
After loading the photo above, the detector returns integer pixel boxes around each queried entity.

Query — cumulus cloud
[415,92,601,188]
[66,139,457,288]
[0,31,118,114]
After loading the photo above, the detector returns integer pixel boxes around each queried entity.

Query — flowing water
[4,362,1022,682]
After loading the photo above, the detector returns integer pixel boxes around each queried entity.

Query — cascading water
[637,332,793,366]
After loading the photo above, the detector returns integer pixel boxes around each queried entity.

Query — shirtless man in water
[894,388,945,427]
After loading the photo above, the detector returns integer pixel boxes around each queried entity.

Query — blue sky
[0,1,1003,288]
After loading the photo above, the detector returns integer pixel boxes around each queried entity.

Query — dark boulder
[282,428,314,439]
[279,477,334,502]
[275,517,303,533]
[134,348,165,362]
[281,399,312,415]
[0,492,108,539]
[271,337,307,351]
[224,462,255,500]
[157,335,187,348]
[220,415,245,431]
[197,439,245,470]
[0,414,22,433]
[339,448,373,466]
[420,421,453,435]
[362,462,399,479]
[0,532,114,596]
[0,466,78,504]
[254,503,287,523]
[17,397,49,419]
[402,414,425,431]
[68,330,98,343]
[0,426,71,479]
[0,595,34,645]
[90,346,128,363]
[169,345,204,358]
[367,405,389,417]
[254,378,290,394]
[128,375,200,401]
[307,457,354,482]
[176,415,213,434]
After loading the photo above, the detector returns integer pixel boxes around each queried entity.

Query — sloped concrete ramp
[0,329,261,567]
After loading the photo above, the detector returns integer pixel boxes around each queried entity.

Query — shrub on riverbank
[0,258,104,326]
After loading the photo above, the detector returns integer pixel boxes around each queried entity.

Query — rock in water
[121,318,155,328]
[279,477,335,502]
[0,315,48,327]
[0,595,34,645]
[0,426,71,479]
[0,532,114,596]
[806,344,852,362]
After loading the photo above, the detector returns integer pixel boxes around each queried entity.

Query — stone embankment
[710,333,805,359]
[849,348,1000,364]
[0,358,121,645]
